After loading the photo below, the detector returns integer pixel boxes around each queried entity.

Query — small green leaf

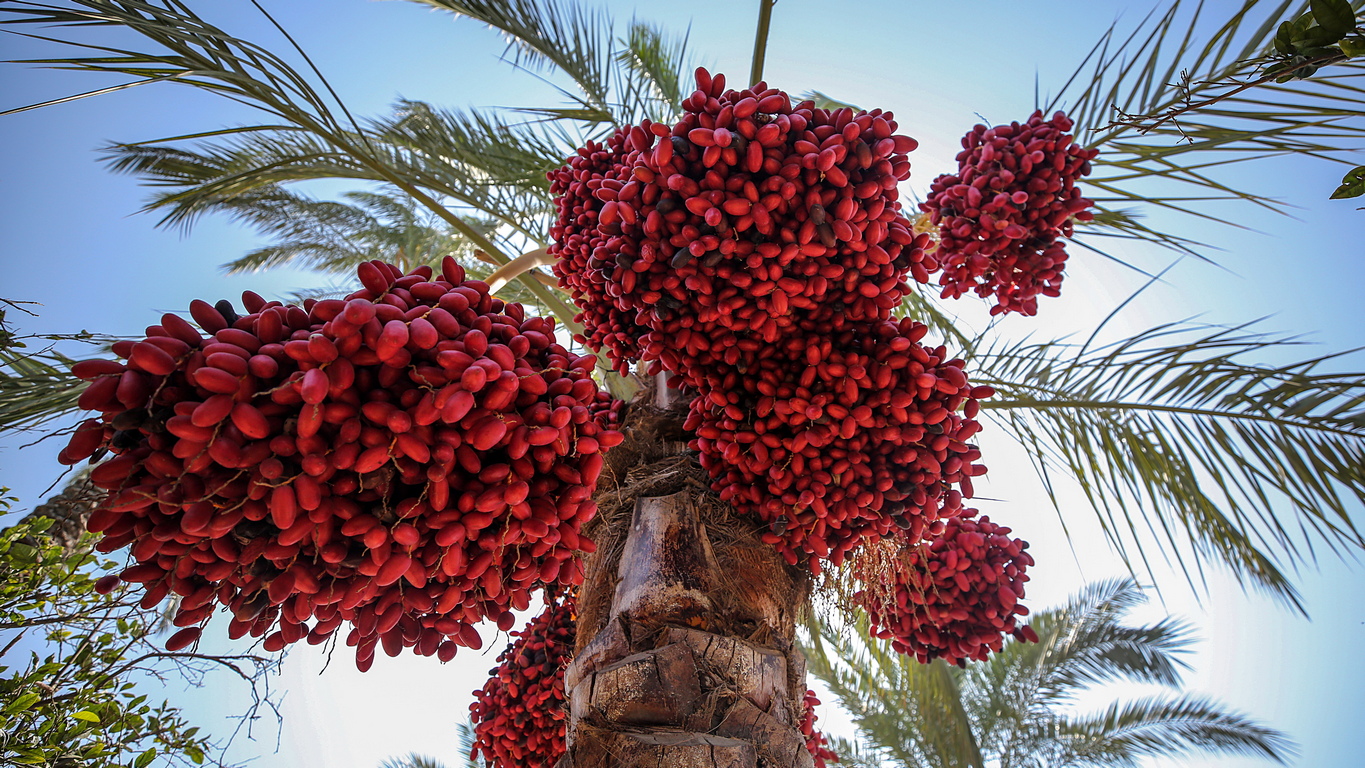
[133,747,157,768]
[4,692,41,714]
[1277,20,1300,53]
[1341,36,1365,56]
[1330,166,1365,199]
[1310,0,1356,41]
[1293,26,1340,48]
[72,710,102,723]
[8,542,38,564]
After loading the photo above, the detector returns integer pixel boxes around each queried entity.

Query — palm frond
[380,99,571,189]
[101,121,551,248]
[2,0,578,327]
[408,0,692,129]
[215,188,498,276]
[811,579,1291,768]
[0,344,84,437]
[963,579,1192,761]
[898,283,976,355]
[614,19,691,122]
[1047,0,1365,255]
[970,322,1365,611]
[408,0,615,121]
[370,99,569,237]
[454,721,483,768]
[378,753,451,768]
[802,612,986,768]
[0,301,106,437]
[1056,695,1296,766]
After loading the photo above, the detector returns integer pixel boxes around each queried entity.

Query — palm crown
[3,0,1362,611]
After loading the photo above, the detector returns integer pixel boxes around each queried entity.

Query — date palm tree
[1,1,1362,765]
[803,578,1295,768]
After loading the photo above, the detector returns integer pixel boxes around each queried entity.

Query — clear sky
[1,1,1362,767]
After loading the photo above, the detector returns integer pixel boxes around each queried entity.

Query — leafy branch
[1048,0,1365,259]
[0,510,277,768]
[1102,0,1365,201]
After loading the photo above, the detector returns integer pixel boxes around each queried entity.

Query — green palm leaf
[378,753,452,768]
[209,189,498,275]
[1,0,580,326]
[1048,0,1365,257]
[407,0,692,128]
[0,344,84,437]
[1055,695,1295,766]
[408,0,615,119]
[805,579,1295,768]
[102,121,552,254]
[970,323,1365,612]
[0,301,106,437]
[615,19,692,122]
[804,611,985,768]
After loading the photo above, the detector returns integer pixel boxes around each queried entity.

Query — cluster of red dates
[922,110,1098,315]
[552,68,997,577]
[62,61,1102,766]
[470,595,575,768]
[66,258,620,670]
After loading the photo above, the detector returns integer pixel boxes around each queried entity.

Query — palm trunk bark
[18,471,102,553]
[562,377,815,768]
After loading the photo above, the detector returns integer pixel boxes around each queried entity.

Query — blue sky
[1,1,1362,766]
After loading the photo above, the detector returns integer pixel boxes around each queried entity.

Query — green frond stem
[750,0,776,87]
[981,397,1365,440]
[969,323,1365,610]
[1058,695,1296,765]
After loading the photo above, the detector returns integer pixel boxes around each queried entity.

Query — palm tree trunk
[18,471,102,553]
[562,377,815,768]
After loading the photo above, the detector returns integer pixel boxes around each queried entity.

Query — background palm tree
[378,723,481,768]
[803,578,1295,768]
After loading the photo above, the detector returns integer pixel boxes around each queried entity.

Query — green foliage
[0,509,212,768]
[1331,163,1365,197]
[1269,0,1360,80]
[0,300,104,439]
[377,723,481,768]
[1051,0,1365,260]
[804,579,1296,767]
[970,322,1365,612]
